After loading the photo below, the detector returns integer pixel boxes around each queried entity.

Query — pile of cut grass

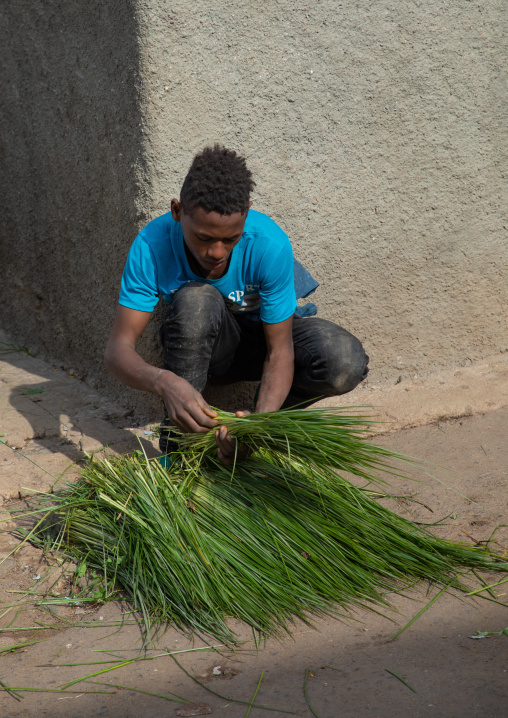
[14,408,507,643]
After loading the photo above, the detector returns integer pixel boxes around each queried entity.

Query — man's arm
[215,315,294,463]
[104,305,218,433]
[255,316,294,412]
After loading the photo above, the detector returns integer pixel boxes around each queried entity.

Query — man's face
[171,200,249,279]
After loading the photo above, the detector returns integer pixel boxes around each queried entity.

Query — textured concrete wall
[136,0,508,384]
[1,0,507,420]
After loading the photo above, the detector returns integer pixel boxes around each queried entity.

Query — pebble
[176,703,212,716]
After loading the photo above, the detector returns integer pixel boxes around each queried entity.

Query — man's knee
[318,330,369,396]
[163,283,225,340]
[327,333,369,395]
[171,282,224,316]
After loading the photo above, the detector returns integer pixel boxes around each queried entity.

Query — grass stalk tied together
[12,407,507,644]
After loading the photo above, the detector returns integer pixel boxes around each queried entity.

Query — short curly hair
[180,145,255,215]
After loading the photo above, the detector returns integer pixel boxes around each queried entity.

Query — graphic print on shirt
[226,284,261,313]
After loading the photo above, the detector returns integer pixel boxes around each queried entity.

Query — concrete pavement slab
[318,352,508,434]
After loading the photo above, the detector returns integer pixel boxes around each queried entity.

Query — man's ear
[171,198,182,222]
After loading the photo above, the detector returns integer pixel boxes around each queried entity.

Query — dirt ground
[1,343,507,717]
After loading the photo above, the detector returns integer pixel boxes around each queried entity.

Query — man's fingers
[215,426,233,449]
[162,378,218,434]
[174,416,207,434]
[215,425,253,466]
[202,405,218,420]
[215,426,236,456]
[171,407,216,434]
[185,403,219,430]
[217,448,234,466]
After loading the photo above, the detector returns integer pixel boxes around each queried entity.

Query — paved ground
[1,340,507,717]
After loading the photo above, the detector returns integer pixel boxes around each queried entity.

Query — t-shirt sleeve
[258,239,297,324]
[119,235,160,312]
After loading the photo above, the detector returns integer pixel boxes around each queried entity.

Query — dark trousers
[160,282,369,409]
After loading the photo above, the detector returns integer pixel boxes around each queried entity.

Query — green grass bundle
[18,408,507,643]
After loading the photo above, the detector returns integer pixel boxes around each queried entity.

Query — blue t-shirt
[119,209,297,324]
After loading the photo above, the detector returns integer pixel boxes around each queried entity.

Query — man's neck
[184,243,232,280]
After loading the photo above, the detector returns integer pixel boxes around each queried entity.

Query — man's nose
[208,242,225,259]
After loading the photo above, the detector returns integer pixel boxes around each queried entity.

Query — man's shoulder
[243,210,291,262]
[244,210,289,242]
[137,211,176,248]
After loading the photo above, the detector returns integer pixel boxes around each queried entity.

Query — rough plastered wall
[1,0,507,420]
[136,0,507,384]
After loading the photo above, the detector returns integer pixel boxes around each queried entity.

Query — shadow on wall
[0,1,258,420]
[0,0,148,409]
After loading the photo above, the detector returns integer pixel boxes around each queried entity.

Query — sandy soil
[1,345,507,718]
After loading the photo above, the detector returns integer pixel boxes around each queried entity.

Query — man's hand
[155,371,218,434]
[105,306,218,435]
[215,410,251,465]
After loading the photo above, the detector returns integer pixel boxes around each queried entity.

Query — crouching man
[105,145,369,464]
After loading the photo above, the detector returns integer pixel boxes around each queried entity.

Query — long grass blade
[245,672,264,717]
[170,655,296,714]
[467,576,508,596]
[0,678,23,701]
[0,639,47,656]
[59,658,140,689]
[0,686,114,694]
[389,584,450,641]
[86,680,190,703]
[303,669,321,718]
[385,668,417,693]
